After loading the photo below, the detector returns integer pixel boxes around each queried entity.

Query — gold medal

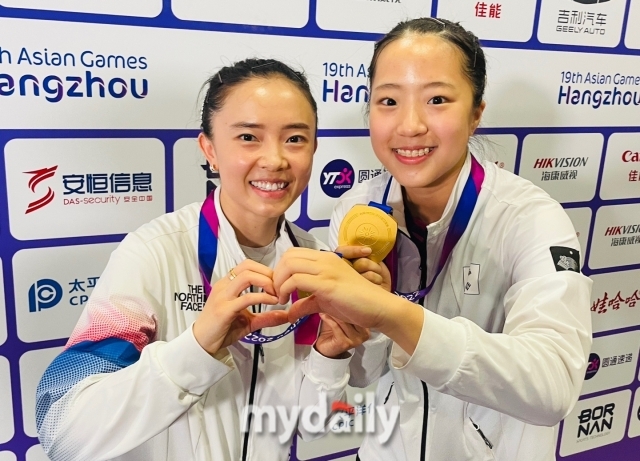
[338,204,397,263]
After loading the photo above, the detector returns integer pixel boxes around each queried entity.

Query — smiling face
[199,76,316,240]
[369,33,485,193]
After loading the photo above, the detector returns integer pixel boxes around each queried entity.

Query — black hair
[369,18,486,108]
[201,58,318,137]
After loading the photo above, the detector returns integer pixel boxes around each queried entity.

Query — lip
[249,180,291,199]
[392,146,436,165]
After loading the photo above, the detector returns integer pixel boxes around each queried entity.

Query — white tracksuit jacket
[328,153,593,461]
[36,188,350,461]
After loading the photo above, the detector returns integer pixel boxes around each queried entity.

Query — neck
[404,153,467,226]
[218,190,279,247]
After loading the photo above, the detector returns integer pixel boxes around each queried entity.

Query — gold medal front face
[338,205,398,263]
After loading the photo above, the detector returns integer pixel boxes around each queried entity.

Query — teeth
[395,147,434,158]
[250,181,288,191]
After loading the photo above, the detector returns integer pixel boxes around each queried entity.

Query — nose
[396,99,427,138]
[258,139,288,170]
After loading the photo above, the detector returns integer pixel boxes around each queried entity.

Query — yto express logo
[321,159,354,198]
[585,353,600,380]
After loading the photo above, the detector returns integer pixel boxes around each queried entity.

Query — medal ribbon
[198,191,313,344]
[382,155,485,302]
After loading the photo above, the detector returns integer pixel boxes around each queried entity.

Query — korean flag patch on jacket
[550,246,580,273]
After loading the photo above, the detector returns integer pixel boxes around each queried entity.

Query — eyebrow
[374,81,456,91]
[230,122,312,130]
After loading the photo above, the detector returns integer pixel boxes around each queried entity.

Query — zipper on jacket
[469,418,493,449]
[420,381,428,460]
[243,293,261,461]
[383,382,395,404]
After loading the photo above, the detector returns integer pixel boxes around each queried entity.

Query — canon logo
[622,150,640,162]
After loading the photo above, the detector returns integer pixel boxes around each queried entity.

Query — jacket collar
[385,152,474,239]
[213,187,295,268]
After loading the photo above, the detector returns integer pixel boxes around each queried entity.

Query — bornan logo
[24,165,58,213]
[577,403,614,439]
[320,159,354,198]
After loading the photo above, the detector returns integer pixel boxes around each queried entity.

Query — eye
[239,134,257,142]
[428,96,447,105]
[286,135,306,143]
[380,98,397,106]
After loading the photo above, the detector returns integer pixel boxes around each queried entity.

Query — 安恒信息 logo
[24,165,58,213]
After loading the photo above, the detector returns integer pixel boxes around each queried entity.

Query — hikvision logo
[622,150,640,162]
[604,224,640,236]
[24,166,58,214]
[533,157,589,168]
[0,71,148,103]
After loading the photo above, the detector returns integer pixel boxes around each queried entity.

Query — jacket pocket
[465,416,497,461]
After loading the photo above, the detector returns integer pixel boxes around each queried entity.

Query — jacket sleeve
[297,347,352,441]
[389,198,592,426]
[329,199,392,389]
[36,232,233,461]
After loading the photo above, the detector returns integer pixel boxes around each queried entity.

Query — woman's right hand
[193,259,289,356]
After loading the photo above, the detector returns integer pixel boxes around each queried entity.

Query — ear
[470,100,486,134]
[313,136,318,155]
[198,132,218,170]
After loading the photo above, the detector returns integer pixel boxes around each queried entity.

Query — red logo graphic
[24,166,58,214]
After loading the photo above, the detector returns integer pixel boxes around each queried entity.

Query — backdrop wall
[1,1,639,460]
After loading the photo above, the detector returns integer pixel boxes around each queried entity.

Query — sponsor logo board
[0,357,14,444]
[13,243,117,343]
[628,388,640,438]
[625,0,640,49]
[172,0,308,28]
[438,0,537,42]
[589,204,640,269]
[316,0,431,34]
[520,133,602,203]
[581,331,640,395]
[600,133,640,200]
[559,390,631,456]
[589,269,640,333]
[0,0,161,17]
[538,0,627,47]
[5,138,165,240]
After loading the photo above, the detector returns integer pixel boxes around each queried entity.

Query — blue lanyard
[198,191,310,344]
[381,156,485,302]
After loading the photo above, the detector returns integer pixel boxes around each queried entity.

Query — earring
[209,164,218,173]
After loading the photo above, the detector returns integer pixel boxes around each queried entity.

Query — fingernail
[361,247,372,254]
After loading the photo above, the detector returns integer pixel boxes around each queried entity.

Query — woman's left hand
[273,248,395,330]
